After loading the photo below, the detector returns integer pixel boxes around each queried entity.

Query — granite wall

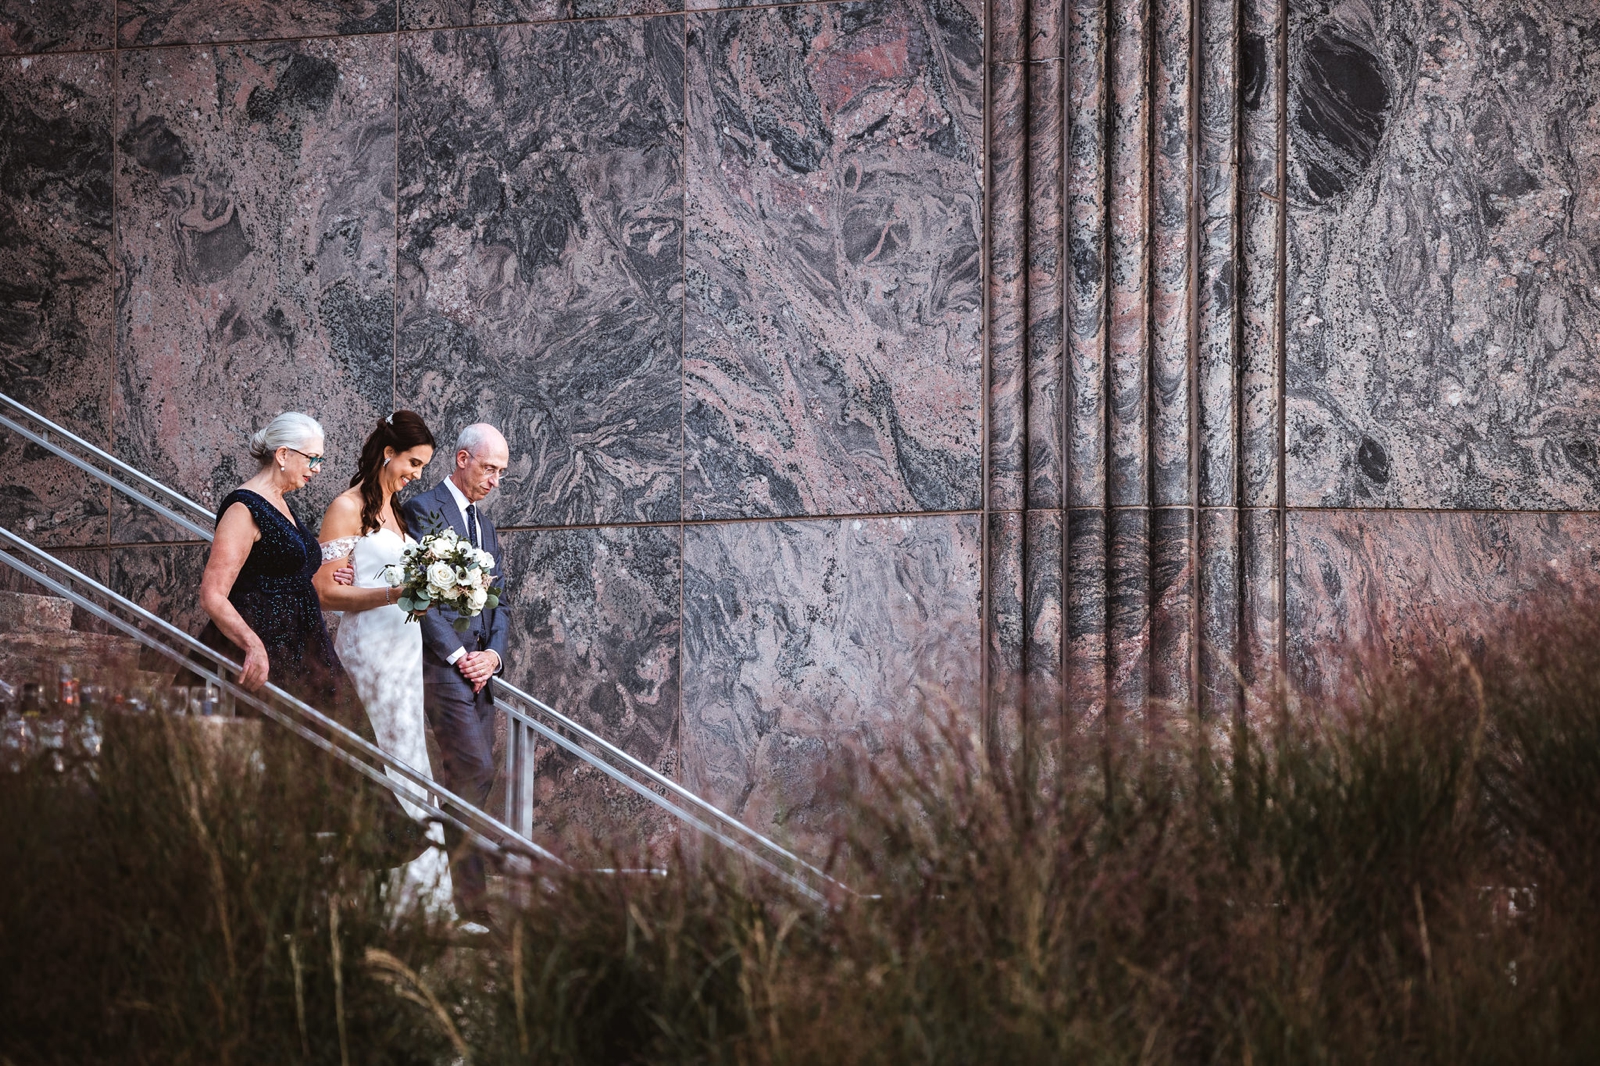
[2,0,1597,845]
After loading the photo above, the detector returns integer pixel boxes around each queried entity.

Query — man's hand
[457,649,501,692]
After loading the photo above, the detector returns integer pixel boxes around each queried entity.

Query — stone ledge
[0,591,74,635]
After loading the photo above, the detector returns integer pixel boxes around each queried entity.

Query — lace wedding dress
[323,528,455,921]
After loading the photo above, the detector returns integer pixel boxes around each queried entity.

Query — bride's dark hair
[351,411,435,537]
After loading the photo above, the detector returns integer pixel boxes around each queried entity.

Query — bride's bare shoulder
[319,489,365,540]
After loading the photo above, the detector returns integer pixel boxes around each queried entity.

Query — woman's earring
[279,463,286,472]
[383,457,391,468]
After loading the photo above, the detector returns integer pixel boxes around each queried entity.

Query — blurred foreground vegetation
[5,594,1600,1064]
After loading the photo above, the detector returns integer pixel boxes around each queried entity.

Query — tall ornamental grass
[4,590,1600,1063]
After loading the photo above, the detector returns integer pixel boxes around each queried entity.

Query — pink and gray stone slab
[118,0,395,47]
[0,53,112,547]
[0,0,112,54]
[681,513,981,839]
[1287,0,1600,509]
[397,19,685,527]
[682,0,984,520]
[114,37,397,540]
[401,0,679,29]
[1287,509,1600,699]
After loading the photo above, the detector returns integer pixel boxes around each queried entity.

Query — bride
[313,411,455,921]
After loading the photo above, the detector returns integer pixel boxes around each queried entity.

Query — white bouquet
[382,524,501,632]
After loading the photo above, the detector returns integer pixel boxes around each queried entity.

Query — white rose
[463,566,482,587]
[426,561,454,590]
[476,549,495,570]
[427,540,450,560]
[468,587,488,612]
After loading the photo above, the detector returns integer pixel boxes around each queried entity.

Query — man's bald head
[450,423,509,503]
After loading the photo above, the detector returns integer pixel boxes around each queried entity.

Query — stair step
[0,630,146,689]
[0,591,74,634]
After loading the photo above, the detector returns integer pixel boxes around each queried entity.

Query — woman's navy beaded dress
[208,489,350,714]
[196,489,426,866]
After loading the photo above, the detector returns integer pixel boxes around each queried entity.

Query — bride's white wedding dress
[323,527,455,921]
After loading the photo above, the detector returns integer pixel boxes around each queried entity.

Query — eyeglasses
[287,448,325,469]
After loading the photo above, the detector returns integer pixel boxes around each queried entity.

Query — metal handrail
[0,391,214,530]
[493,680,852,900]
[0,389,855,901]
[0,526,562,867]
[495,698,830,903]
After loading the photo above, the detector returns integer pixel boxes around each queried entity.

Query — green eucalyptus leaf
[452,617,472,633]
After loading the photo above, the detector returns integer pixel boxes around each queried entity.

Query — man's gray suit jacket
[400,481,508,692]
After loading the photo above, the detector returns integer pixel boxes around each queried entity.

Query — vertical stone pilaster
[1026,58,1065,510]
[1066,0,1108,512]
[1150,0,1192,508]
[989,59,1029,514]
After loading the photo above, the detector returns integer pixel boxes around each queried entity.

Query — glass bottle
[75,685,105,761]
[57,663,78,715]
[0,703,30,773]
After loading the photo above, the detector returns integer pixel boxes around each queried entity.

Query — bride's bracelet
[385,585,396,605]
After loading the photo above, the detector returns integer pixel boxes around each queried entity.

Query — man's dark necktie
[466,502,480,550]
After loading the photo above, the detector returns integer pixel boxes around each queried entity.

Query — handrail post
[513,715,535,838]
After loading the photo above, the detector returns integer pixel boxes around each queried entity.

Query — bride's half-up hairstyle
[351,411,435,536]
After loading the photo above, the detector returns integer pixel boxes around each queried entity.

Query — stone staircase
[0,589,177,694]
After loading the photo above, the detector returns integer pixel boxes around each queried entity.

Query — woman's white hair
[248,412,324,466]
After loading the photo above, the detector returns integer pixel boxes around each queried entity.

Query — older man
[401,423,511,924]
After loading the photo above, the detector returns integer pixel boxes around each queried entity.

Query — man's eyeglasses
[288,448,325,469]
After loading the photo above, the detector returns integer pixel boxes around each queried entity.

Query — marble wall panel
[1151,0,1191,507]
[497,524,680,842]
[1067,0,1107,508]
[1285,0,1600,510]
[1065,506,1106,715]
[403,0,678,30]
[992,0,1026,62]
[682,513,981,837]
[1024,508,1063,688]
[1107,0,1149,507]
[1149,507,1192,706]
[986,510,1024,701]
[398,20,685,528]
[1107,505,1148,710]
[683,0,984,521]
[0,53,111,548]
[118,0,395,48]
[1287,509,1600,701]
[1196,0,1238,506]
[1197,505,1241,717]
[1239,0,1281,507]
[107,541,211,642]
[988,60,1027,512]
[0,0,112,53]
[1239,506,1280,704]
[114,38,397,540]
[1026,60,1065,509]
[1030,0,1065,60]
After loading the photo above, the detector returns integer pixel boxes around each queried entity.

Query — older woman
[195,411,424,866]
[198,411,344,701]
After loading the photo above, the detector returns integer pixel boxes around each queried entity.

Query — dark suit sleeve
[401,491,467,664]
[486,522,509,671]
